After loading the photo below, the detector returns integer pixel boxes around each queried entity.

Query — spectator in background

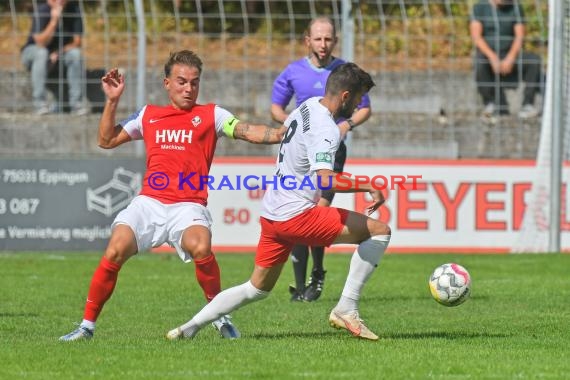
[21,0,88,115]
[271,16,372,302]
[470,0,542,120]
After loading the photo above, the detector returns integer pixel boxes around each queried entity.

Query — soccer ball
[428,263,471,307]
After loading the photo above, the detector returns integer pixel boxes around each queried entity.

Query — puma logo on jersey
[155,129,193,143]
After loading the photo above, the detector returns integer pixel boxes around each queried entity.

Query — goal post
[512,0,568,253]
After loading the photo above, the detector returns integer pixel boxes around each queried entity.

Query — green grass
[0,252,569,379]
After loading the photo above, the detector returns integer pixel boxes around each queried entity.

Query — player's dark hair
[325,63,375,95]
[164,50,203,77]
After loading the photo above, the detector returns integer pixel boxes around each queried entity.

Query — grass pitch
[0,251,568,379]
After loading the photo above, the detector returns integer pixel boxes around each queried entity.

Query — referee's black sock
[310,246,325,274]
[291,244,309,291]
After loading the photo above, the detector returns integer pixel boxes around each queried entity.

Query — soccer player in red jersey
[59,50,285,341]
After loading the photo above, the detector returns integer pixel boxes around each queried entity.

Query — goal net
[512,0,570,253]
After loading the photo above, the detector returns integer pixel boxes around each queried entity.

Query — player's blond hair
[164,50,203,77]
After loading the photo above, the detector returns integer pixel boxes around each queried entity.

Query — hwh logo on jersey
[155,129,193,144]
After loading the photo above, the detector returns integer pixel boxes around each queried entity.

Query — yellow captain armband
[222,117,240,138]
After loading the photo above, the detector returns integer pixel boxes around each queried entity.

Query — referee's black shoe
[304,270,326,302]
[289,285,305,302]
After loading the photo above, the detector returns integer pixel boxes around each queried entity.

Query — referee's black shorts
[321,140,347,203]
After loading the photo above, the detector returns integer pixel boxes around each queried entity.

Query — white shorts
[112,195,213,263]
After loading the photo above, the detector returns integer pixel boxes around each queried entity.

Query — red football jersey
[122,103,222,205]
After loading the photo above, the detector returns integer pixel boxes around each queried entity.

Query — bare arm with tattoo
[233,122,286,144]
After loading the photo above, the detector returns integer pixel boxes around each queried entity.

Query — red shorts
[255,206,349,267]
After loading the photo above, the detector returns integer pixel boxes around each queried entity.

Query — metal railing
[0,0,549,159]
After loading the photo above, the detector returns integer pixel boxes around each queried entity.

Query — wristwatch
[347,119,356,131]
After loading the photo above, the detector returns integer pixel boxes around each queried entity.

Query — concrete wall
[0,69,540,159]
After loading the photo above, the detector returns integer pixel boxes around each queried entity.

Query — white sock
[179,280,268,337]
[80,319,95,331]
[335,235,390,314]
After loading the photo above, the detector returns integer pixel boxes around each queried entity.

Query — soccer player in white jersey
[59,50,286,341]
[167,63,391,341]
[271,16,372,302]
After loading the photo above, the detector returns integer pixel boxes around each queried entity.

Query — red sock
[83,257,121,322]
[194,253,221,302]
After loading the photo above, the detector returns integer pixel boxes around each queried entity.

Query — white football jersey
[261,97,340,221]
